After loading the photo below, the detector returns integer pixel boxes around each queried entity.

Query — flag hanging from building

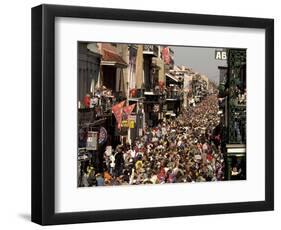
[162,46,170,65]
[112,100,125,129]
[123,103,136,117]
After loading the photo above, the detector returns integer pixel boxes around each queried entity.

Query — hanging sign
[129,120,135,128]
[121,120,129,128]
[87,131,98,150]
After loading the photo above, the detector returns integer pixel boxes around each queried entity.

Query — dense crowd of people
[78,93,226,187]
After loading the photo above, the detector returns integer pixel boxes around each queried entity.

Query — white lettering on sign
[215,51,227,60]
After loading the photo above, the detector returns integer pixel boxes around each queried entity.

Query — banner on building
[123,103,136,117]
[162,47,170,64]
[112,100,125,129]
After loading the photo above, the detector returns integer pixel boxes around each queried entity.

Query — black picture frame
[31,4,274,225]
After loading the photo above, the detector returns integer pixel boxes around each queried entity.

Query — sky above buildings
[171,46,227,84]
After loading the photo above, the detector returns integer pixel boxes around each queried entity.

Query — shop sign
[87,131,98,150]
[215,49,227,60]
[121,120,129,128]
[129,120,135,128]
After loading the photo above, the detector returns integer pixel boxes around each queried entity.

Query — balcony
[165,90,182,101]
[143,45,158,57]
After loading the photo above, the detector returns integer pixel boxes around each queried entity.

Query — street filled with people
[78,93,226,187]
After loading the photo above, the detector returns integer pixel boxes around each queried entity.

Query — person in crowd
[114,145,125,177]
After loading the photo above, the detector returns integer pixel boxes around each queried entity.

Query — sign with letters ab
[215,50,227,60]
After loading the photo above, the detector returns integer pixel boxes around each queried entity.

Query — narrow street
[79,92,225,186]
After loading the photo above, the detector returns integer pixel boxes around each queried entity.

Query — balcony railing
[166,90,182,100]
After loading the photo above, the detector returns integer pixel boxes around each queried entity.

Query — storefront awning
[101,49,128,68]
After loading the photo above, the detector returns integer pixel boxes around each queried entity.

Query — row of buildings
[78,42,209,150]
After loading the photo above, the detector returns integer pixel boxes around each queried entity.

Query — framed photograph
[31,4,274,225]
